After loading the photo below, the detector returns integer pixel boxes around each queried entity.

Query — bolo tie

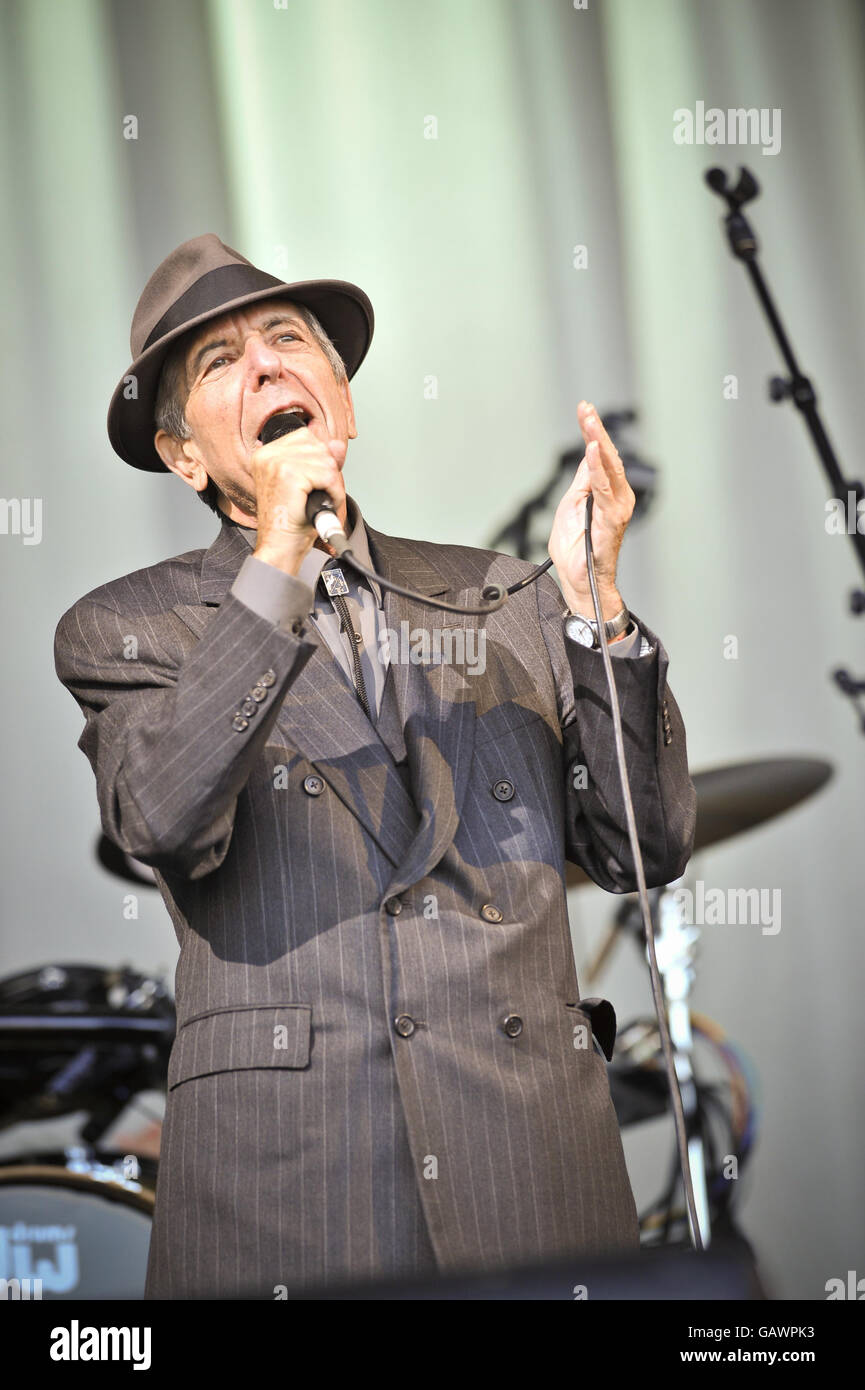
[319,565,373,720]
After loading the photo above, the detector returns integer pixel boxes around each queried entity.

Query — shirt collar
[231,493,382,608]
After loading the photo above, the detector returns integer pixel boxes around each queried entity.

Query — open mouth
[257,405,312,443]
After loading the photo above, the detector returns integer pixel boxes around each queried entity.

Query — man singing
[54,234,696,1298]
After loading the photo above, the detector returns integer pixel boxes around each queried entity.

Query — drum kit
[0,964,173,1297]
[569,754,833,1249]
[0,757,831,1294]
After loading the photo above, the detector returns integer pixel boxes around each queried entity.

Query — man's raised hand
[547,401,636,620]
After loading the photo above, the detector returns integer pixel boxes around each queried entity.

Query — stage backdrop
[1,0,863,1298]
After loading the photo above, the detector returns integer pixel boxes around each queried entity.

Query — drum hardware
[652,878,709,1245]
[0,1156,154,1298]
[571,754,831,1247]
[604,875,757,1246]
[608,1008,757,1247]
[0,1151,155,1204]
[0,965,171,1297]
[0,1144,158,1190]
[0,964,174,1145]
[63,1144,151,1192]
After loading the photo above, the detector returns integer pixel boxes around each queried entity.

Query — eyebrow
[188,314,306,379]
[189,337,228,380]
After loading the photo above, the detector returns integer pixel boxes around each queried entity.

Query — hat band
[142,263,285,352]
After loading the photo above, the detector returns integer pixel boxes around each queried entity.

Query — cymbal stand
[651,876,711,1247]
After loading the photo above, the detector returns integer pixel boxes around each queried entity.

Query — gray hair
[154,302,348,512]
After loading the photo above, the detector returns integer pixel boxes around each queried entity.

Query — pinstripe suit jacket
[54,516,696,1298]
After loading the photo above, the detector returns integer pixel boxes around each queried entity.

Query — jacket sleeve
[54,589,317,880]
[535,571,697,893]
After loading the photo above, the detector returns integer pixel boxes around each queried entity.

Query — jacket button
[664,732,673,746]
[480,903,503,923]
[251,686,268,703]
[502,1014,523,1038]
[492,779,515,802]
[303,775,325,796]
[385,896,403,916]
[259,670,276,687]
[231,715,249,733]
[394,1014,416,1038]
[240,697,258,718]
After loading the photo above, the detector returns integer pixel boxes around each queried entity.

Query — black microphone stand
[706,165,865,734]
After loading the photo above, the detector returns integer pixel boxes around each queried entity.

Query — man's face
[156,297,356,520]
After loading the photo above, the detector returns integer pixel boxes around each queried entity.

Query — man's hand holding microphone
[250,416,348,577]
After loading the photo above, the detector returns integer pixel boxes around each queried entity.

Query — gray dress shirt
[228,494,649,717]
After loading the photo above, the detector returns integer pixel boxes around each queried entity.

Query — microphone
[258,412,348,547]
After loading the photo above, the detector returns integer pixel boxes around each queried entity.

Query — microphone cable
[579,494,704,1252]
[328,521,554,614]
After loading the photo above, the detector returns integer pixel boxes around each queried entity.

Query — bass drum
[0,1163,153,1299]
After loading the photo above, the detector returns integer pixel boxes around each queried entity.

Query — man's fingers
[578,402,630,495]
[563,445,592,499]
[585,440,613,494]
[252,433,346,539]
[564,440,612,506]
[253,433,343,487]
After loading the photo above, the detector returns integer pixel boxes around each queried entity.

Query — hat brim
[107,278,374,472]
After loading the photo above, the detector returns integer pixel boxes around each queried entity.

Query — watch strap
[566,605,630,647]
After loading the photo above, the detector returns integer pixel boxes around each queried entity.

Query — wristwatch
[565,605,630,649]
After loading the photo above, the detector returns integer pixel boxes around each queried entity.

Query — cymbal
[690,755,833,853]
[566,755,833,889]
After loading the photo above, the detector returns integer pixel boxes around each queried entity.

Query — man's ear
[154,430,210,493]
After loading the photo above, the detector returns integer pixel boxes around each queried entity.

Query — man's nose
[244,334,282,385]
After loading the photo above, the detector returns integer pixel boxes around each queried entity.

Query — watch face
[567,615,597,648]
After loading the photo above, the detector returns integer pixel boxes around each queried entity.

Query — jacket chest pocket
[471,705,560,810]
[167,1003,312,1089]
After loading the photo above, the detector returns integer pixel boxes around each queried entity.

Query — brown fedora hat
[107,233,374,472]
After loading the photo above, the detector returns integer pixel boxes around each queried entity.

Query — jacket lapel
[273,644,420,870]
[183,517,479,887]
[365,526,478,896]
